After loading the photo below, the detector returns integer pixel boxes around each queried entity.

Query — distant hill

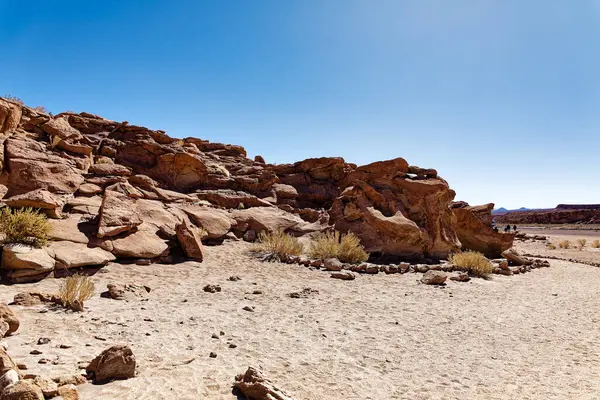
[492,207,529,216]
[495,205,600,224]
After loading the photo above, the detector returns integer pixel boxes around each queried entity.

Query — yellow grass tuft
[33,105,48,113]
[3,95,24,105]
[254,230,303,260]
[577,239,587,248]
[546,243,556,250]
[308,231,369,264]
[59,274,95,311]
[558,240,570,249]
[449,251,493,278]
[0,207,51,248]
[592,240,600,249]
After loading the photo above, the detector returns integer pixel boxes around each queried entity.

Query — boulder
[0,304,19,336]
[77,183,102,196]
[97,191,142,238]
[57,383,79,400]
[1,244,54,283]
[0,98,22,134]
[0,381,44,400]
[5,158,84,197]
[451,203,515,258]
[40,116,82,140]
[230,207,309,236]
[3,189,65,219]
[449,271,471,282]
[420,270,447,285]
[194,189,273,209]
[330,271,356,280]
[67,196,102,215]
[89,163,132,176]
[47,216,92,244]
[176,219,204,261]
[323,258,343,271]
[501,248,533,266]
[105,182,143,199]
[136,199,182,238]
[32,377,58,398]
[47,241,115,269]
[0,369,19,393]
[177,206,232,239]
[110,226,169,259]
[106,283,150,300]
[86,345,136,383]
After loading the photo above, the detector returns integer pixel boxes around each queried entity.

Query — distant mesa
[495,204,600,225]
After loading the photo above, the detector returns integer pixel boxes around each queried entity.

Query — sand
[2,239,600,399]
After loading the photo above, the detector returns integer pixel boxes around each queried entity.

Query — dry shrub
[577,239,587,248]
[59,274,95,311]
[308,231,369,264]
[558,240,570,249]
[546,243,556,250]
[3,94,24,105]
[94,156,114,164]
[254,231,303,259]
[0,207,51,248]
[592,240,600,249]
[33,105,48,113]
[449,251,493,278]
[48,135,62,150]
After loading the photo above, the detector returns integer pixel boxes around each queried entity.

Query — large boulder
[193,189,272,209]
[3,189,65,219]
[86,345,136,383]
[1,244,54,283]
[1,381,45,400]
[176,219,204,261]
[40,116,83,141]
[230,207,310,236]
[0,98,22,134]
[47,241,116,269]
[135,199,182,238]
[97,191,143,238]
[48,216,92,244]
[177,205,232,239]
[451,203,515,258]
[110,225,169,259]
[0,304,19,336]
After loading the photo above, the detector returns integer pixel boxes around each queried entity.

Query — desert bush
[577,239,587,248]
[449,251,493,278]
[48,135,62,150]
[308,231,369,264]
[0,207,51,248]
[59,274,95,311]
[3,94,24,105]
[558,240,570,249]
[33,105,48,113]
[546,243,556,250]
[254,230,303,259]
[592,240,600,248]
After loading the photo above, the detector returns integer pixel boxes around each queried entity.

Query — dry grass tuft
[449,251,493,278]
[558,240,570,249]
[33,105,48,113]
[592,240,600,249]
[254,230,303,260]
[3,95,24,105]
[0,207,51,248]
[577,239,587,248]
[308,231,369,264]
[546,243,556,250]
[59,274,95,311]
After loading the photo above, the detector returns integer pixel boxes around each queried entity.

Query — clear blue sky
[2,0,599,209]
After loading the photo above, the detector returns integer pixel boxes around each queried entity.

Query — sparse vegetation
[48,135,62,150]
[254,230,303,260]
[577,239,587,248]
[546,243,556,250]
[33,105,48,113]
[308,231,369,264]
[59,274,95,311]
[3,94,24,105]
[0,207,51,248]
[449,251,493,278]
[592,240,600,248]
[558,240,570,249]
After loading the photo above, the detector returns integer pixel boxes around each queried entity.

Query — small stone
[330,271,356,280]
[219,331,225,336]
[60,344,73,349]
[242,306,254,312]
[420,270,448,285]
[30,349,43,355]
[252,290,263,295]
[323,258,343,271]
[209,352,217,358]
[57,383,79,400]
[203,284,222,293]
[38,358,51,364]
[211,333,219,339]
[449,272,471,282]
[227,276,241,281]
[94,335,107,341]
[37,337,51,345]
[229,343,237,349]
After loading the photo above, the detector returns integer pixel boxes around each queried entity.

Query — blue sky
[1,0,599,209]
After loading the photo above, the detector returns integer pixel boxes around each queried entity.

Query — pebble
[37,338,51,345]
[209,352,217,358]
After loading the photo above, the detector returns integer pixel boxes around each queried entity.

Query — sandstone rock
[86,345,136,383]
[176,219,204,261]
[254,155,265,163]
[12,292,60,307]
[330,271,356,280]
[242,230,256,242]
[449,272,471,282]
[1,245,54,283]
[323,258,343,271]
[0,305,19,337]
[57,383,79,400]
[3,189,65,219]
[194,189,273,209]
[421,270,447,285]
[77,183,102,196]
[273,184,298,200]
[52,375,87,386]
[47,241,115,269]
[89,163,132,176]
[136,199,183,238]
[0,369,19,392]
[110,226,169,259]
[233,367,295,400]
[106,283,150,300]
[231,207,310,236]
[105,182,143,199]
[451,203,515,258]
[177,206,232,239]
[6,157,84,197]
[0,98,22,134]
[97,190,142,238]
[501,249,533,266]
[0,380,44,400]
[0,186,7,200]
[47,216,92,244]
[32,377,58,398]
[40,117,82,141]
[203,285,221,293]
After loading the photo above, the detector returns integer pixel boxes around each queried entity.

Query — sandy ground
[517,227,600,264]
[2,240,600,399]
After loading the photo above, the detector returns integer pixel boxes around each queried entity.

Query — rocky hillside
[495,206,600,225]
[0,97,513,282]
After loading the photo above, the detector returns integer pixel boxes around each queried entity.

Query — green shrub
[308,231,369,264]
[0,207,51,248]
[449,251,493,278]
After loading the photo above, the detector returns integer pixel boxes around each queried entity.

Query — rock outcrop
[451,202,515,258]
[0,97,511,282]
[86,345,136,383]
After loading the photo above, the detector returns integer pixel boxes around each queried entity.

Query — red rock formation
[495,207,600,225]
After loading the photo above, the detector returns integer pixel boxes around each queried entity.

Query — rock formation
[495,205,600,225]
[0,96,511,282]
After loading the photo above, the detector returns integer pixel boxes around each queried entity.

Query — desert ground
[2,238,600,400]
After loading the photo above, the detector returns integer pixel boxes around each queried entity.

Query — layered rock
[451,202,515,258]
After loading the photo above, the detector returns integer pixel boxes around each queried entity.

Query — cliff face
[0,97,506,281]
[496,208,600,225]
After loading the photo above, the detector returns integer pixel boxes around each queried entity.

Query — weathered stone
[177,205,232,239]
[89,163,132,176]
[86,345,136,383]
[97,190,142,238]
[47,241,115,269]
[176,219,204,261]
[323,258,343,271]
[77,183,102,196]
[0,305,18,337]
[421,270,447,285]
[110,226,169,259]
[0,380,44,400]
[3,189,65,219]
[1,245,54,283]
[501,249,533,266]
[106,283,150,300]
[330,271,356,280]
